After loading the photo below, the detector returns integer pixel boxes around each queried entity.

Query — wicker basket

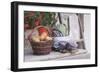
[29,26,53,55]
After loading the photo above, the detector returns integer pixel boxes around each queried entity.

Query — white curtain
[69,14,80,41]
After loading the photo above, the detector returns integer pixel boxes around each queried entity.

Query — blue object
[53,40,78,51]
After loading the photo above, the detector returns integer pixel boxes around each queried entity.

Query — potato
[46,36,52,41]
[41,32,48,37]
[40,35,45,41]
[39,32,48,41]
[32,36,40,42]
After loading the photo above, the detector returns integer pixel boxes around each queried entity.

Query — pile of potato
[32,28,52,42]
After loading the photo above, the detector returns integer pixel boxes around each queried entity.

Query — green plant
[24,11,57,28]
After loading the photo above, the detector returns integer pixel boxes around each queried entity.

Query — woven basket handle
[28,29,34,41]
